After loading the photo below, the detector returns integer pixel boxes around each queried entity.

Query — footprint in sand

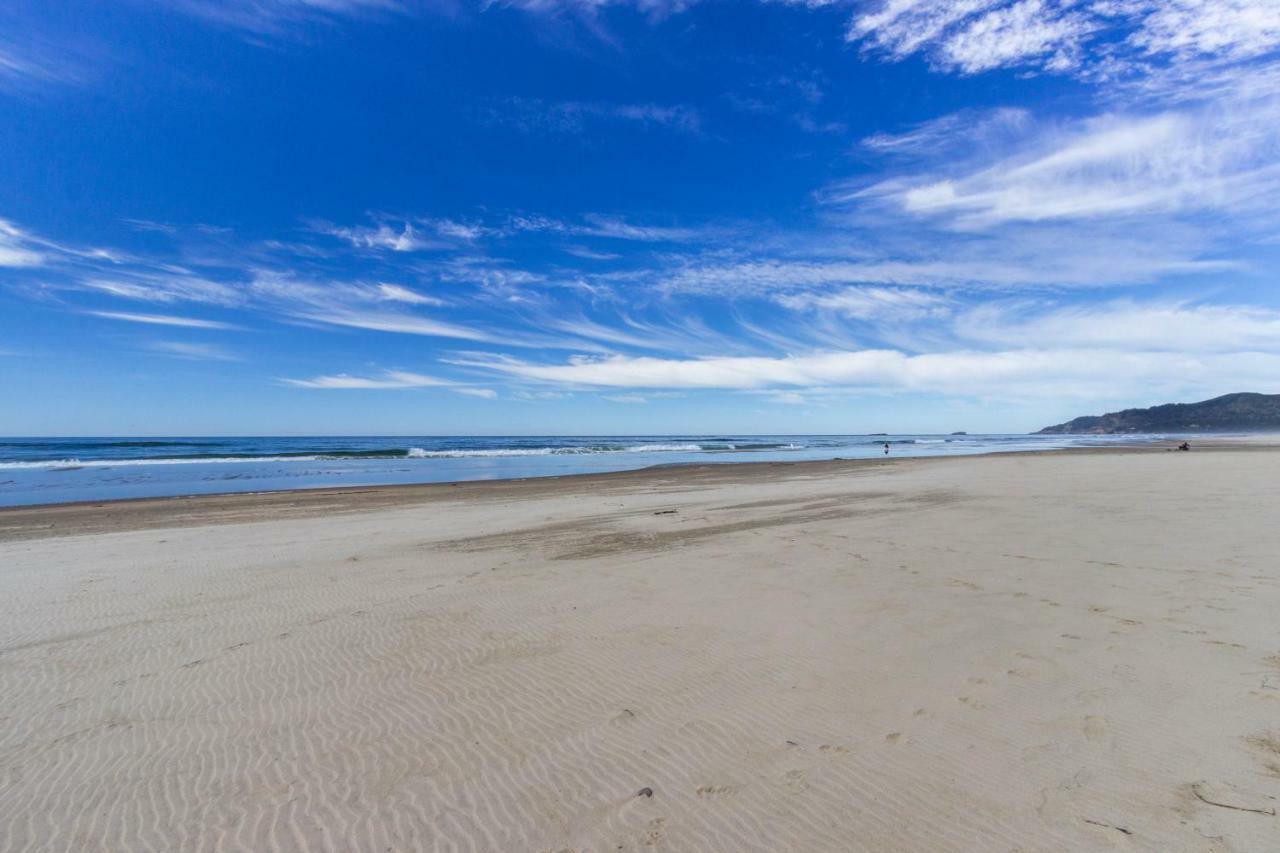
[642,817,666,847]
[1246,732,1280,775]
[695,784,737,798]
[782,769,809,791]
[1083,716,1108,742]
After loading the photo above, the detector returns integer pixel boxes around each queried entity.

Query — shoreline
[0,439,1239,542]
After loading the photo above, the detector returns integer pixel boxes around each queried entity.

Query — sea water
[0,434,1160,506]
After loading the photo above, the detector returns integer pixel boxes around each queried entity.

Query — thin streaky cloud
[166,0,407,34]
[455,347,1280,400]
[956,300,1280,352]
[377,283,447,305]
[479,97,702,135]
[148,340,241,361]
[847,0,1280,79]
[847,95,1280,229]
[282,369,454,389]
[89,311,240,329]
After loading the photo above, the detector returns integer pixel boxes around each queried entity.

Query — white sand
[1,450,1277,851]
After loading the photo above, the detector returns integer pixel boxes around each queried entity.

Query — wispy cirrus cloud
[848,0,1280,79]
[652,234,1230,295]
[281,369,453,389]
[314,217,491,252]
[0,32,85,91]
[850,96,1280,230]
[957,299,1280,351]
[454,347,1280,401]
[316,221,441,252]
[80,272,244,305]
[249,271,494,341]
[454,386,498,398]
[376,282,446,305]
[778,286,951,320]
[860,107,1030,157]
[507,212,708,243]
[165,0,408,34]
[148,340,241,361]
[479,97,701,134]
[89,310,240,329]
[0,220,46,267]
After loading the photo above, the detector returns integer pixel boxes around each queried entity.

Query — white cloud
[853,95,1280,229]
[318,221,440,252]
[456,347,1280,399]
[428,218,489,241]
[482,98,702,135]
[0,37,82,90]
[454,387,498,398]
[167,0,405,34]
[958,300,1280,351]
[654,240,1227,294]
[282,370,453,389]
[779,287,951,319]
[848,0,1280,78]
[292,308,496,341]
[563,245,621,260]
[1126,0,1280,63]
[250,272,495,341]
[148,341,240,361]
[89,311,239,329]
[0,220,45,267]
[377,282,445,305]
[934,0,1092,74]
[862,108,1030,156]
[603,393,648,403]
[510,213,707,243]
[580,214,704,242]
[81,273,243,306]
[0,245,44,268]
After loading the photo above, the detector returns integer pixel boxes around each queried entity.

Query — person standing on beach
[884,442,890,455]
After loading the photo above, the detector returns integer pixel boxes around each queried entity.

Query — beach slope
[1,450,1277,851]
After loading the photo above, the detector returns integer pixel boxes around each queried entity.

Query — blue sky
[2,0,1279,435]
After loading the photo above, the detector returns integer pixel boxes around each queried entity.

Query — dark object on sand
[1178,441,1190,451]
[637,787,654,798]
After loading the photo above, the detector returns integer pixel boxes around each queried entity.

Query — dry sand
[1,449,1278,851]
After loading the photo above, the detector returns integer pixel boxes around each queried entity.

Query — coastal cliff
[1037,392,1280,434]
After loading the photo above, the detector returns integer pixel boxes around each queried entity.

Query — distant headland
[1037,392,1280,434]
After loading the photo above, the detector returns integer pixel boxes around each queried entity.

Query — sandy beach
[1,448,1277,852]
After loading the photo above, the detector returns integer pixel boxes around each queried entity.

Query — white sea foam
[0,456,327,470]
[407,447,570,458]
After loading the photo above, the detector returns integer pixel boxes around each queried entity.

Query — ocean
[0,434,1154,506]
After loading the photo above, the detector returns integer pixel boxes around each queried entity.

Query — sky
[2,0,1279,435]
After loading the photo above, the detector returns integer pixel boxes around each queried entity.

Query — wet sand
[1,448,1277,850]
